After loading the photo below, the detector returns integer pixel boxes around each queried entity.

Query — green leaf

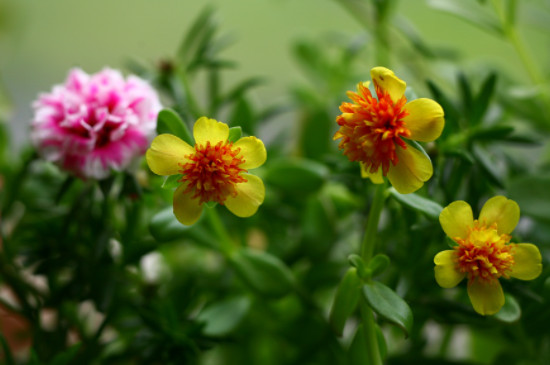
[458,73,473,123]
[161,174,182,190]
[363,281,413,337]
[389,187,443,220]
[494,293,521,323]
[367,254,390,277]
[348,254,369,279]
[471,144,504,188]
[298,108,332,160]
[348,323,386,365]
[469,125,514,142]
[149,207,218,249]
[265,158,329,193]
[472,72,497,125]
[348,325,369,365]
[49,343,82,365]
[197,296,251,336]
[229,248,294,298]
[229,97,256,136]
[428,0,504,36]
[156,108,193,145]
[329,268,362,336]
[222,77,265,105]
[508,174,550,223]
[228,126,242,142]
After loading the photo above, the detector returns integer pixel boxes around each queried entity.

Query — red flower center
[179,141,247,205]
[335,83,411,175]
[454,221,514,284]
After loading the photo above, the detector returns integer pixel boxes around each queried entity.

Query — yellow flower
[334,67,444,194]
[435,196,542,315]
[146,117,267,225]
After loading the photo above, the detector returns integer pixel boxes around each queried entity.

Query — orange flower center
[335,83,411,175]
[179,141,247,205]
[454,220,514,284]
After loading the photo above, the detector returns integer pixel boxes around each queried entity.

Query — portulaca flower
[31,68,161,179]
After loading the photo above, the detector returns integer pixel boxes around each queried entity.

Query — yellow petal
[403,98,445,142]
[360,163,384,184]
[479,196,520,235]
[173,183,204,226]
[146,134,194,176]
[439,201,473,240]
[386,143,432,194]
[510,243,542,280]
[467,279,504,315]
[224,174,265,218]
[193,117,229,146]
[434,250,464,288]
[370,67,406,103]
[234,136,267,170]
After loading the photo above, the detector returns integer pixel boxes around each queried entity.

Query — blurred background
[1,0,547,149]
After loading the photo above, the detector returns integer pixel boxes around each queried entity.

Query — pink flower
[31,68,161,179]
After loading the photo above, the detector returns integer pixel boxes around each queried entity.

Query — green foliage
[363,281,414,337]
[1,1,549,364]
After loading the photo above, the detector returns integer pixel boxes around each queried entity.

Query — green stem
[360,301,383,365]
[360,183,387,262]
[491,0,550,120]
[205,207,234,256]
[358,183,387,365]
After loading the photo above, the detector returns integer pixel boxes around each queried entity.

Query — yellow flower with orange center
[146,117,266,225]
[435,196,542,315]
[334,67,444,194]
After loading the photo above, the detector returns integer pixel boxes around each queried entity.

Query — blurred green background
[1,0,547,149]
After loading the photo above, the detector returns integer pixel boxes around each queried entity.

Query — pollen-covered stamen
[335,83,411,175]
[454,220,515,284]
[179,141,247,205]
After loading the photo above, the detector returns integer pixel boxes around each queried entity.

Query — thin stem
[205,207,234,256]
[360,183,387,262]
[360,301,383,365]
[358,182,387,365]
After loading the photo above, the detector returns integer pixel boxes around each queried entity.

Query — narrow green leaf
[363,281,413,337]
[265,158,329,193]
[229,248,294,298]
[471,72,497,125]
[228,126,242,142]
[458,73,474,123]
[197,296,251,336]
[428,0,504,36]
[177,6,216,65]
[229,97,255,135]
[329,268,362,336]
[222,77,265,105]
[471,144,504,188]
[156,108,193,145]
[469,125,514,142]
[389,187,443,220]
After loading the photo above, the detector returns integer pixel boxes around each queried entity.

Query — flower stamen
[335,83,411,175]
[179,141,247,205]
[454,220,515,284]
